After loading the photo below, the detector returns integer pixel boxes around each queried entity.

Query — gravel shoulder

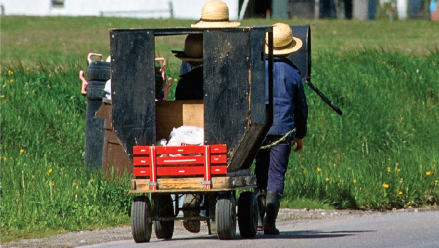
[3,206,438,248]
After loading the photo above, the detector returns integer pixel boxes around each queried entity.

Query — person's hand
[292,137,303,152]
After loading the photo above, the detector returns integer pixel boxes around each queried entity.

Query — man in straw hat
[174,34,204,101]
[255,23,309,235]
[172,33,204,233]
[191,0,240,28]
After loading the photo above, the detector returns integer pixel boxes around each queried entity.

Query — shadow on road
[253,230,375,239]
[167,229,375,241]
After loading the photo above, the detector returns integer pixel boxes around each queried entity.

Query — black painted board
[110,30,156,159]
[227,124,267,172]
[288,25,311,80]
[249,28,267,125]
[203,28,251,159]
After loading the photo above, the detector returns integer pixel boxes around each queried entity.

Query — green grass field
[1,16,439,242]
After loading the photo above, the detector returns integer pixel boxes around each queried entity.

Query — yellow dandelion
[397,168,400,172]
[10,79,14,83]
[400,178,403,181]
[89,179,94,182]
[65,174,67,177]
[317,167,321,172]
[3,157,7,162]
[396,163,399,166]
[2,84,6,88]
[48,168,53,173]
[398,191,403,195]
[388,158,391,161]
[383,183,389,188]
[435,180,438,184]
[51,182,55,186]
[353,179,357,183]
[20,149,25,153]
[387,167,390,172]
[325,177,329,181]
[409,206,412,208]
[46,172,50,176]
[1,95,4,98]
[8,70,13,75]
[73,182,77,186]
[426,171,431,176]
[47,84,50,88]
[26,68,30,71]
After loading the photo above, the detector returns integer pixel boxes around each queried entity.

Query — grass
[1,16,439,242]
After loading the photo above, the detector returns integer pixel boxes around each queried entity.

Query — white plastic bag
[167,126,204,146]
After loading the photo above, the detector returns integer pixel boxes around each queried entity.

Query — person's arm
[293,78,308,140]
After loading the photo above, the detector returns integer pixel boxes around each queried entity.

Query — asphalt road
[79,211,439,248]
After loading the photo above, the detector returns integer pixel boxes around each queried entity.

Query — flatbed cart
[108,25,311,242]
[130,143,259,241]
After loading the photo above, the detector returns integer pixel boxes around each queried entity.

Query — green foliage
[1,64,133,241]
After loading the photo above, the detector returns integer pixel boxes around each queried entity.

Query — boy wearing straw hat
[173,0,241,234]
[172,33,205,233]
[255,23,309,235]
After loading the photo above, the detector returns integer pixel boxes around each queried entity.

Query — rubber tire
[152,194,175,239]
[238,192,258,238]
[216,193,236,240]
[131,195,152,243]
[87,61,111,81]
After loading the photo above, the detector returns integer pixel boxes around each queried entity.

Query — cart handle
[79,70,88,95]
[155,57,166,81]
[162,78,173,100]
[87,53,103,64]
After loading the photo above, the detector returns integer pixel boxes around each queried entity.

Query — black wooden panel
[110,30,156,159]
[250,28,267,125]
[203,28,251,154]
[288,25,311,80]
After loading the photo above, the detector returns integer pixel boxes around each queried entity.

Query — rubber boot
[263,191,282,235]
[255,189,266,231]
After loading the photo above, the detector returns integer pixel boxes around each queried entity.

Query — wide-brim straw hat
[191,0,240,28]
[173,34,204,62]
[265,23,303,55]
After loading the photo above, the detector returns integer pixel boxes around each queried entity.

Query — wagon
[108,25,311,242]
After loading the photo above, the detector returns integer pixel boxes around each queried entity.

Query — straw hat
[265,23,303,55]
[191,0,240,28]
[173,34,203,62]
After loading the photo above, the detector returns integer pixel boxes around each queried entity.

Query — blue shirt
[266,57,308,139]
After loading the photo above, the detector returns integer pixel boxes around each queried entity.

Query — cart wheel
[152,194,174,239]
[131,195,152,243]
[238,191,258,238]
[216,193,236,240]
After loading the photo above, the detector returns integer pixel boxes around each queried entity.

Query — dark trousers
[255,135,293,195]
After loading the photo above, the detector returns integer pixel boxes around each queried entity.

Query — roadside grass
[284,49,439,209]
[1,16,439,242]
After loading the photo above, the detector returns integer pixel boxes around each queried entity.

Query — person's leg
[182,194,202,233]
[254,142,270,231]
[264,139,292,235]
